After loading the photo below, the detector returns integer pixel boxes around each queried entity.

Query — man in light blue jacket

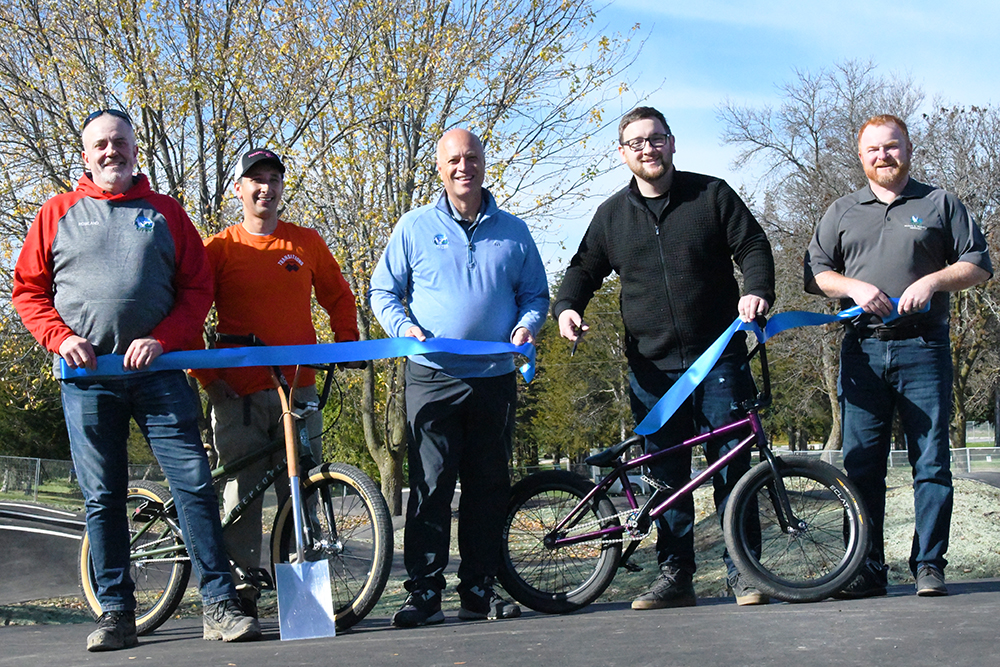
[371,128,549,627]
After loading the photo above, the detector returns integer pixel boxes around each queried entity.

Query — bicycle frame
[544,338,800,560]
[128,348,340,566]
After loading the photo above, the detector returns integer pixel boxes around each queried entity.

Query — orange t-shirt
[191,220,359,396]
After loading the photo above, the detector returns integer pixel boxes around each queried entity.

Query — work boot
[631,566,696,610]
[86,610,139,652]
[203,599,262,641]
[392,588,444,627]
[457,584,521,620]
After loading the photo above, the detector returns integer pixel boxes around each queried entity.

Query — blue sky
[539,0,1000,269]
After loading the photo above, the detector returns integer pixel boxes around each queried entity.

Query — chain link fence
[4,446,1000,507]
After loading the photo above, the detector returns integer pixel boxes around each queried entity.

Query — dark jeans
[628,354,754,576]
[62,370,235,611]
[403,361,516,595]
[839,331,953,575]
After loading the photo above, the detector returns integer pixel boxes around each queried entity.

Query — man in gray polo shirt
[804,114,992,598]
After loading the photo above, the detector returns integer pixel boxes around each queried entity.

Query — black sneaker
[203,599,262,642]
[86,610,139,652]
[727,572,770,606]
[915,564,947,597]
[831,561,887,600]
[392,588,445,627]
[631,566,696,610]
[457,585,522,620]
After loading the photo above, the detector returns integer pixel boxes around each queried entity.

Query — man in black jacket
[554,106,775,609]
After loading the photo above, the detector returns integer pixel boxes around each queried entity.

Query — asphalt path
[5,479,1000,666]
[3,579,1000,667]
[0,502,85,604]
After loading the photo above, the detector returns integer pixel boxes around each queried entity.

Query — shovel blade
[275,560,337,641]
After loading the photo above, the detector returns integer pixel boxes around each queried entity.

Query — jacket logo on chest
[433,233,449,247]
[278,253,304,272]
[134,214,154,232]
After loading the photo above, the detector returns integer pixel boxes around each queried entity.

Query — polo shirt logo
[904,216,925,231]
[433,233,449,247]
[134,214,154,232]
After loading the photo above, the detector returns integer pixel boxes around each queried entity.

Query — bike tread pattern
[498,470,622,614]
[271,462,393,630]
[724,456,870,602]
[78,480,192,635]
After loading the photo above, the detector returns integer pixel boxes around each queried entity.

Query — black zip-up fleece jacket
[554,170,775,371]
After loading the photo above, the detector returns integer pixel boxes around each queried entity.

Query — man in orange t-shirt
[191,149,360,616]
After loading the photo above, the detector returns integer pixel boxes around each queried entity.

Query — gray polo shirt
[804,177,992,328]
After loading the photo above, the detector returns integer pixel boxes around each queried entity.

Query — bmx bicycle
[78,335,393,634]
[498,322,870,612]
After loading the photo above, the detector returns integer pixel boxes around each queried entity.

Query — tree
[0,0,641,515]
[719,61,1000,449]
[517,276,630,470]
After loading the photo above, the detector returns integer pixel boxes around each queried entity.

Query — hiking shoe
[392,588,445,627]
[831,561,887,600]
[457,585,522,620]
[631,567,696,610]
[203,599,262,641]
[727,572,770,606]
[86,610,138,652]
[915,564,947,597]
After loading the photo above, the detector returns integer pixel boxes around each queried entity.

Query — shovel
[272,367,337,641]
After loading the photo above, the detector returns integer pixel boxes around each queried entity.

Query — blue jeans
[839,331,953,575]
[62,370,235,611]
[628,354,754,576]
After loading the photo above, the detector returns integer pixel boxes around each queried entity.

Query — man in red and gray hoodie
[13,109,259,652]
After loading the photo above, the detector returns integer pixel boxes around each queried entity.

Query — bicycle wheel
[724,456,869,602]
[271,462,393,630]
[498,470,622,614]
[79,480,192,635]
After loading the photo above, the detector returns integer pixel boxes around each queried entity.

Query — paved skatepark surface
[3,580,1000,667]
[4,477,1000,666]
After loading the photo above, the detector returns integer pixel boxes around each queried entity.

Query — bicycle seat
[585,434,645,467]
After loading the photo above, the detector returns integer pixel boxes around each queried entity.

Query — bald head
[436,128,485,219]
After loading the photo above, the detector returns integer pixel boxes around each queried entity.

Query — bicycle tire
[79,480,192,635]
[724,456,869,602]
[271,462,393,630]
[497,470,622,614]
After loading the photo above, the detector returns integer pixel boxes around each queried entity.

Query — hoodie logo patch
[433,233,449,247]
[134,214,154,232]
[278,253,305,272]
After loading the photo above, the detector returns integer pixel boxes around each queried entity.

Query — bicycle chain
[555,507,652,546]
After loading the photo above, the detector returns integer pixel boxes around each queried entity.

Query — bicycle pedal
[249,567,274,590]
[640,475,672,492]
[619,559,643,573]
[131,499,164,523]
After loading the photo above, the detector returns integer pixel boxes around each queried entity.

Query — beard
[864,156,910,189]
[629,155,669,183]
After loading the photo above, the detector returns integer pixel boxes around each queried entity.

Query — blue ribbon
[60,337,537,382]
[634,300,920,435]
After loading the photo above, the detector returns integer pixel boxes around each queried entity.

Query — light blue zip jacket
[370,189,549,378]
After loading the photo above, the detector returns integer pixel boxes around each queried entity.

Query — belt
[848,322,934,341]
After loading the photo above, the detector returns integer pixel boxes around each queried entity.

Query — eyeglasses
[620,133,670,152]
[82,109,133,130]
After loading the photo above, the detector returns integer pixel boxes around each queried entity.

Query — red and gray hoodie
[13,173,213,377]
